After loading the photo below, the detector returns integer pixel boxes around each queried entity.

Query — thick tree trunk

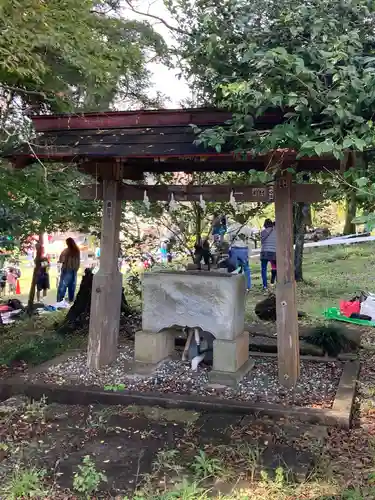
[56,268,133,335]
[343,191,357,235]
[294,203,308,282]
[27,233,44,315]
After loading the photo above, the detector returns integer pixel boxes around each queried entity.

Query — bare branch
[123,0,189,35]
[0,85,56,102]
[159,217,194,259]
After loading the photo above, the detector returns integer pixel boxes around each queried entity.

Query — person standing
[166,239,174,263]
[260,219,276,290]
[57,238,80,303]
[160,240,168,264]
[211,213,227,246]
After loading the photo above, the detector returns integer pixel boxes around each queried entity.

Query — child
[270,260,277,285]
[7,268,17,295]
[211,213,227,246]
[0,270,6,297]
[36,256,50,302]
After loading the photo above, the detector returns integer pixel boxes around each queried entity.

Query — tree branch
[0,85,56,102]
[159,217,194,259]
[123,0,189,35]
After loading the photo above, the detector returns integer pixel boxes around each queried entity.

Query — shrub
[304,324,357,357]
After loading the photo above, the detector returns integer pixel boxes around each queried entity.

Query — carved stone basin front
[142,270,246,340]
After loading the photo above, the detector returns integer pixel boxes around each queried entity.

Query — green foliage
[154,480,208,499]
[104,383,126,391]
[0,0,167,114]
[1,467,47,499]
[0,333,78,366]
[125,271,142,298]
[73,455,107,497]
[0,163,100,244]
[0,0,170,253]
[352,213,375,225]
[340,488,369,500]
[168,0,375,161]
[191,450,224,479]
[125,480,208,500]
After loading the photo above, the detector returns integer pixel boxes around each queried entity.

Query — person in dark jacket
[260,219,276,289]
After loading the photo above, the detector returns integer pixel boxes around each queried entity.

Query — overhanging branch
[123,0,189,35]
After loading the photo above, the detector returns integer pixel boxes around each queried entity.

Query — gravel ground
[21,345,342,408]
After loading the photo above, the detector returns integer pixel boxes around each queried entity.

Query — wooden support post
[275,173,300,388]
[87,179,122,369]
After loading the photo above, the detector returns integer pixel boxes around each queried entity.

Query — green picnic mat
[324,307,375,327]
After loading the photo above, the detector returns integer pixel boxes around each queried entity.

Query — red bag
[340,300,360,317]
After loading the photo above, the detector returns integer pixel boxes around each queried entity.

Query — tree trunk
[343,191,357,235]
[27,233,44,315]
[294,203,308,282]
[56,268,133,335]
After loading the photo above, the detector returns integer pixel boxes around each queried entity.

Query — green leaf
[314,141,334,155]
[355,177,368,188]
[353,138,366,151]
[301,141,317,150]
[241,51,253,63]
[352,214,375,224]
[332,149,343,160]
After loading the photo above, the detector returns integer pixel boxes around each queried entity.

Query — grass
[0,310,85,368]
[0,261,88,370]
[0,466,48,499]
[191,450,228,480]
[246,242,375,321]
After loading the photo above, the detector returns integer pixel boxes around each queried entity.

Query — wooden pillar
[87,179,122,369]
[274,173,300,387]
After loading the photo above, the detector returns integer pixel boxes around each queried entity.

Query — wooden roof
[8,108,341,173]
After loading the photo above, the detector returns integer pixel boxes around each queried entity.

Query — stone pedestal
[142,271,246,339]
[134,330,175,364]
[134,271,253,386]
[186,263,210,271]
[208,331,254,388]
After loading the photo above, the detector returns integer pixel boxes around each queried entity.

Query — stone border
[332,359,360,427]
[248,351,358,362]
[0,358,360,429]
[0,351,82,402]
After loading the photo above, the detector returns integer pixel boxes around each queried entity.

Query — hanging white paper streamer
[229,190,237,210]
[199,194,206,212]
[169,192,177,213]
[143,190,150,210]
